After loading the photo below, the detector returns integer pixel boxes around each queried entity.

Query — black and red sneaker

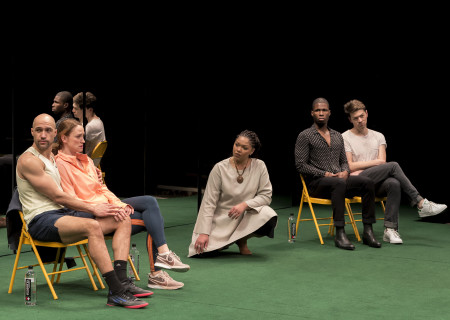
[107,290,149,308]
[121,278,154,297]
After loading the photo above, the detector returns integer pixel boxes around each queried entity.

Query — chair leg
[307,201,324,245]
[54,248,64,284]
[128,255,140,281]
[346,203,361,242]
[30,242,59,300]
[8,233,25,294]
[76,245,98,291]
[381,201,386,212]
[83,243,105,289]
[295,197,304,237]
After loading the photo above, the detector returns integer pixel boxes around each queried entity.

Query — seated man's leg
[309,177,354,250]
[376,178,403,244]
[96,214,153,297]
[360,162,422,206]
[308,177,346,226]
[376,177,401,230]
[95,215,131,263]
[29,210,149,308]
[346,176,381,248]
[29,211,114,274]
[346,175,376,224]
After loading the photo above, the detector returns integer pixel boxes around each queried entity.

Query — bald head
[30,114,57,153]
[33,113,56,129]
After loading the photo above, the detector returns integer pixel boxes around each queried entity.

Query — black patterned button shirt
[294,125,350,179]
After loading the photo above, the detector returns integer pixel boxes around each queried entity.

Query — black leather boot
[362,224,382,248]
[334,227,355,250]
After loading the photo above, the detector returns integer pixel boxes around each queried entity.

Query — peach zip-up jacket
[55,151,127,208]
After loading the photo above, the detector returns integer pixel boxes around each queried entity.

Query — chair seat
[296,175,361,244]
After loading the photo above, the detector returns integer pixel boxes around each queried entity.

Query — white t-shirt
[85,118,106,157]
[342,129,386,162]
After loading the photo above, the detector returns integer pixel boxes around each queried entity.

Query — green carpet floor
[1,195,449,320]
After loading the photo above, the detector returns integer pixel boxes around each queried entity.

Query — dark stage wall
[2,50,448,214]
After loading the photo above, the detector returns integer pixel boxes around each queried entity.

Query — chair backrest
[300,174,313,200]
[90,140,107,168]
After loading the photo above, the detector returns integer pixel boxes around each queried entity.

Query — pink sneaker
[154,251,190,272]
[147,271,184,290]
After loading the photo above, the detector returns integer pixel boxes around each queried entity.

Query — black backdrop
[2,40,448,214]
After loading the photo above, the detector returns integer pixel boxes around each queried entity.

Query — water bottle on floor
[128,243,140,279]
[288,213,296,243]
[24,265,36,306]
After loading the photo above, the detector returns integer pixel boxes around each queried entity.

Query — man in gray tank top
[15,113,151,308]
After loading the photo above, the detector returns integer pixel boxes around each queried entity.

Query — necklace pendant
[237,175,244,184]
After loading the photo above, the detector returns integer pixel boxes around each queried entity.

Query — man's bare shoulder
[17,151,44,176]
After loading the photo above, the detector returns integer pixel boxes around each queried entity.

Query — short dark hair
[311,97,329,110]
[56,91,73,110]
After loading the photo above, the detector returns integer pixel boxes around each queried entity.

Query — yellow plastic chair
[295,175,360,244]
[90,140,107,182]
[8,211,104,300]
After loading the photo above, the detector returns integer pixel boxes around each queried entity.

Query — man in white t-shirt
[342,99,447,244]
[72,92,106,159]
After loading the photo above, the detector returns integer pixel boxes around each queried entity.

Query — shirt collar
[56,150,90,164]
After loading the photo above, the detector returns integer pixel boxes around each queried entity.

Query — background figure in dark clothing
[52,91,74,131]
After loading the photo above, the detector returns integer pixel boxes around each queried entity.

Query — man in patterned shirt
[294,97,381,250]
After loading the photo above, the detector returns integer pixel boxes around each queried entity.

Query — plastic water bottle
[128,243,140,279]
[288,213,296,243]
[24,266,36,306]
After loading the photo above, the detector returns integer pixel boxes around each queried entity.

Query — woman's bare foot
[236,239,252,255]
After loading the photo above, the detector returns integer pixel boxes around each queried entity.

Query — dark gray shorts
[28,208,94,242]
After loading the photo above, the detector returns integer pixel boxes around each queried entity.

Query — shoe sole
[334,242,355,250]
[147,283,184,290]
[133,292,154,297]
[107,301,149,308]
[383,237,403,244]
[362,239,382,248]
[154,263,190,272]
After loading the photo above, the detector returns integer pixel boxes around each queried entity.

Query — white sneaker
[383,228,403,244]
[418,199,447,218]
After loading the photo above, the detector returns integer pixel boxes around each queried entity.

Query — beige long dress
[188,158,278,257]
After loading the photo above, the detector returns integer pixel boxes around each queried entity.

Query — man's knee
[356,176,375,191]
[387,161,400,171]
[384,177,401,193]
[330,178,347,196]
[85,218,103,234]
[118,215,132,229]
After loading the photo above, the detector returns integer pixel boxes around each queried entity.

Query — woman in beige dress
[188,130,278,257]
